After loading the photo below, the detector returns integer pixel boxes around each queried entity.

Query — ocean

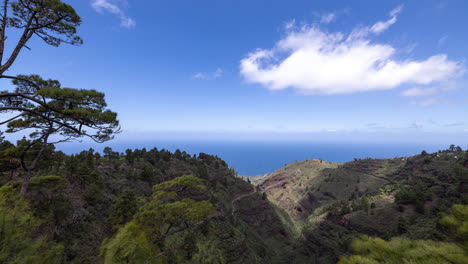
[57,140,452,177]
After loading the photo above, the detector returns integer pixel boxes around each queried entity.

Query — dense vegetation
[0,135,312,263]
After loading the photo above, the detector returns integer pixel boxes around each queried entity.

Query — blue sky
[4,0,468,145]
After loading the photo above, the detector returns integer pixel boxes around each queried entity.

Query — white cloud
[240,6,463,95]
[409,98,439,107]
[370,5,402,34]
[192,68,223,80]
[320,13,336,24]
[193,73,206,80]
[120,16,136,28]
[390,5,404,17]
[401,87,437,97]
[92,0,135,28]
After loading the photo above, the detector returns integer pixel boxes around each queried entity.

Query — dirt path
[231,187,257,216]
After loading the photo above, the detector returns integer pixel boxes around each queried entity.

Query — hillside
[0,146,312,264]
[256,158,403,220]
[253,147,468,263]
[255,159,340,220]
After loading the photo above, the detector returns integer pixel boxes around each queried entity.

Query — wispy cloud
[364,122,388,129]
[438,35,448,46]
[370,5,403,34]
[193,73,206,80]
[285,19,296,30]
[320,13,336,24]
[92,0,136,28]
[192,68,223,80]
[401,87,438,97]
[401,81,462,106]
[409,98,440,107]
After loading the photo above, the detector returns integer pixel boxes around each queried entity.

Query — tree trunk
[20,169,32,197]
[19,137,48,198]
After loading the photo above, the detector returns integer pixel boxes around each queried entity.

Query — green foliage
[395,187,418,204]
[338,235,468,264]
[326,201,341,216]
[103,147,119,161]
[397,216,409,234]
[27,175,70,221]
[4,74,120,143]
[2,74,120,196]
[440,204,468,248]
[101,175,214,263]
[9,0,82,47]
[0,146,17,174]
[395,184,428,213]
[110,190,139,226]
[139,164,155,181]
[0,183,64,263]
[100,221,162,264]
[151,175,205,199]
[125,149,135,165]
[360,197,369,212]
[341,204,468,264]
[191,238,226,264]
[84,183,104,207]
[137,175,214,241]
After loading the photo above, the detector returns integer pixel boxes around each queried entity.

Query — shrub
[338,236,468,264]
[0,184,64,263]
[110,190,138,226]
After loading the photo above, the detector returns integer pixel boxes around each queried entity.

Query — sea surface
[57,140,452,176]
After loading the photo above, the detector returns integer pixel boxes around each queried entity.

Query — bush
[439,204,468,244]
[395,184,428,213]
[0,184,64,263]
[338,235,468,264]
[100,221,161,264]
[110,190,138,226]
[27,176,71,221]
